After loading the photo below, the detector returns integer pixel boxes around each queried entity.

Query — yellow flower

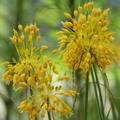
[18,24,23,31]
[40,45,48,52]
[58,2,120,72]
[16,56,78,119]
[3,24,78,119]
[3,24,44,90]
[18,98,40,120]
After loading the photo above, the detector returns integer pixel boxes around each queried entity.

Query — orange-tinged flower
[58,2,120,72]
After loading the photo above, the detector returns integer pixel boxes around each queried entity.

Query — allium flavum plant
[3,24,78,120]
[58,2,120,120]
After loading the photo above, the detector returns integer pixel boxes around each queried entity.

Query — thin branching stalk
[85,71,89,120]
[93,64,105,120]
[91,67,103,120]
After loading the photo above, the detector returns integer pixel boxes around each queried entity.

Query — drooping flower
[18,56,79,119]
[58,2,120,72]
[3,24,78,120]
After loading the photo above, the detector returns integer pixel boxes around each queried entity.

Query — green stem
[35,118,38,120]
[106,107,111,120]
[103,72,117,120]
[47,111,52,120]
[93,64,105,120]
[16,0,23,29]
[75,69,84,120]
[91,67,103,120]
[69,0,75,16]
[30,88,33,95]
[85,71,89,120]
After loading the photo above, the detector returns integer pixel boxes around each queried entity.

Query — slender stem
[48,111,52,120]
[106,107,111,120]
[69,0,75,16]
[102,72,117,120]
[15,0,23,29]
[91,67,103,120]
[30,88,33,95]
[85,71,89,120]
[93,64,105,120]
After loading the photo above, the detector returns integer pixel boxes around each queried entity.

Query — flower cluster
[17,55,78,119]
[58,2,120,72]
[3,24,45,90]
[3,25,78,120]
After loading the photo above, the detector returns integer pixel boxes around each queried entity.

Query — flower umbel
[3,24,44,90]
[3,24,78,120]
[58,2,119,72]
[18,56,79,119]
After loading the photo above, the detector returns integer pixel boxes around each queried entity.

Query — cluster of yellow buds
[17,55,78,119]
[3,24,46,91]
[10,24,41,45]
[18,98,40,119]
[58,2,120,72]
[10,24,47,58]
[3,24,78,119]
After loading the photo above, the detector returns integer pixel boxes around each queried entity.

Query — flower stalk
[93,64,105,120]
[102,72,117,120]
[47,111,52,120]
[84,71,89,120]
[91,67,103,120]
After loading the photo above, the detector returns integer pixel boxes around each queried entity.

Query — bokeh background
[0,0,120,120]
